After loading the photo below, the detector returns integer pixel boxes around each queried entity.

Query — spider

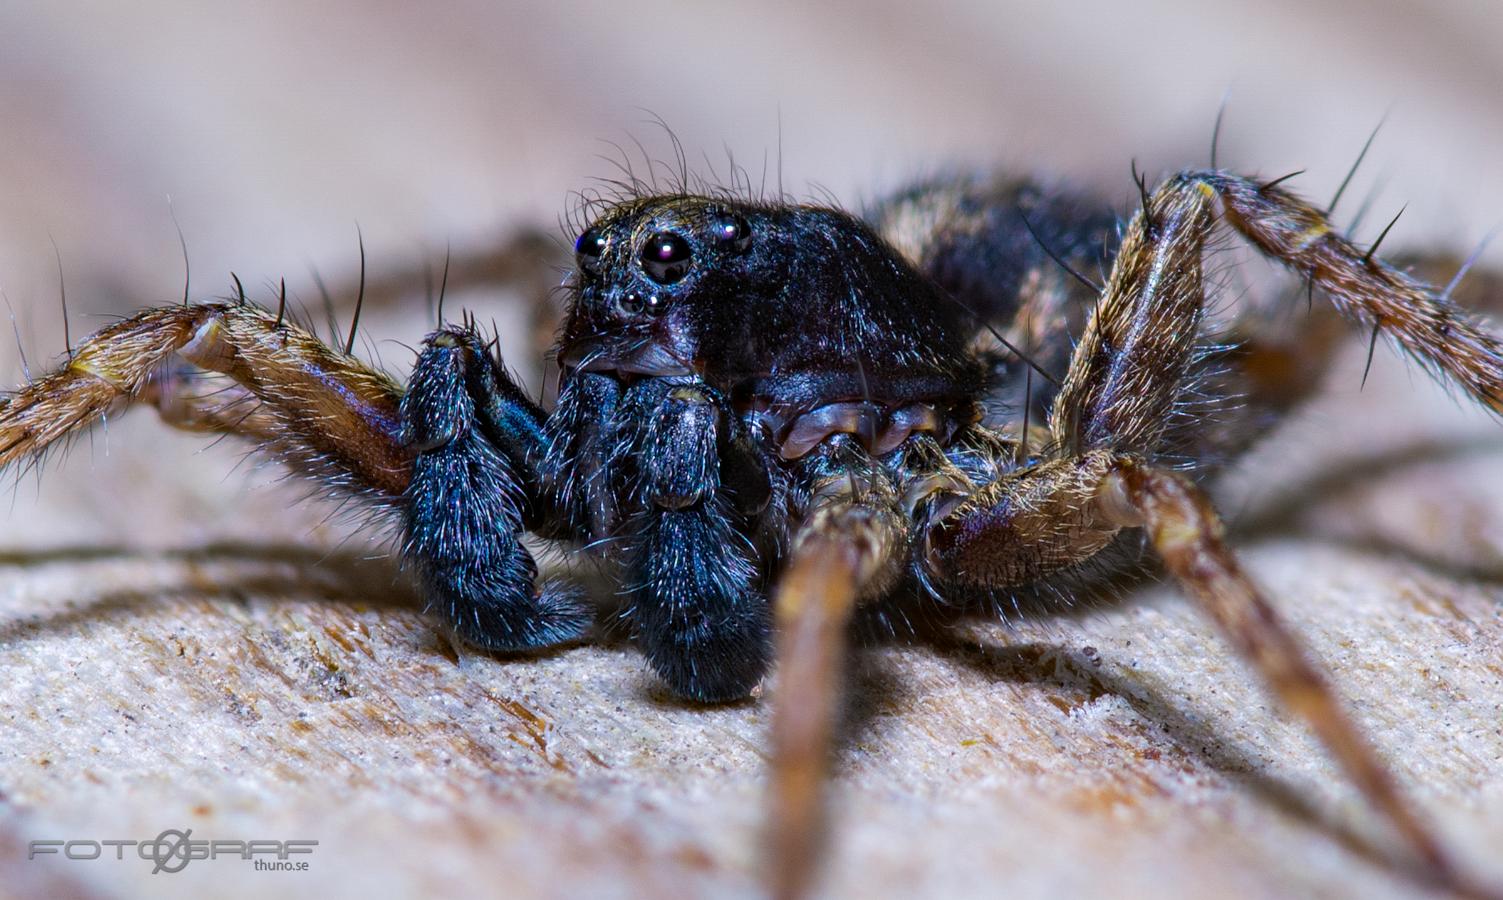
[2,145,1502,899]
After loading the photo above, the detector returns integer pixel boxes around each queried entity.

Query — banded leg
[0,302,409,501]
[402,328,591,651]
[1051,170,1503,458]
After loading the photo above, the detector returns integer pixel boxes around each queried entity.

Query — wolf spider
[3,144,1502,898]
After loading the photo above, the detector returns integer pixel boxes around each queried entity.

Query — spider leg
[0,302,408,500]
[1097,460,1493,897]
[924,447,1491,895]
[924,168,1502,895]
[625,379,771,701]
[402,326,591,651]
[767,440,908,900]
[1396,248,1503,316]
[1051,170,1503,458]
[1172,300,1348,469]
[136,362,284,443]
[1191,171,1503,414]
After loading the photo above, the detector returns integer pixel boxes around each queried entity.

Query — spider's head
[559,195,754,378]
[557,194,983,428]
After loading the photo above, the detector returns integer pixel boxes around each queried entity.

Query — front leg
[626,380,771,702]
[402,328,591,651]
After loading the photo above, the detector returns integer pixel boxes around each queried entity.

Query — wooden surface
[1,3,1503,898]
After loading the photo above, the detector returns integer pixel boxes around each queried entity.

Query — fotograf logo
[28,829,318,874]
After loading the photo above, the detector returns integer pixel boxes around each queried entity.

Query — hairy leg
[923,445,1489,894]
[1172,302,1348,469]
[924,167,1503,895]
[1191,171,1503,413]
[0,301,409,501]
[1050,170,1503,460]
[1398,250,1503,316]
[625,379,770,701]
[1097,460,1488,895]
[766,439,908,900]
[402,326,591,652]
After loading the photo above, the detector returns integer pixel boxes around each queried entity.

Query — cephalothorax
[3,160,1502,898]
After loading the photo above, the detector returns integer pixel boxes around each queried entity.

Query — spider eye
[712,214,752,254]
[639,232,692,284]
[616,290,667,317]
[575,226,607,273]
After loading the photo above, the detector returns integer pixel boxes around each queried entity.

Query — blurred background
[2,0,1501,367]
[2,4,1503,899]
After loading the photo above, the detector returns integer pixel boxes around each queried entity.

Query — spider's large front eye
[712,214,752,255]
[639,232,692,284]
[575,226,607,274]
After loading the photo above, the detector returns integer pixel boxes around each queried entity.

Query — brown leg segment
[1048,175,1215,455]
[925,163,1503,894]
[924,445,1497,897]
[0,302,410,503]
[768,444,908,900]
[1098,459,1497,899]
[1051,170,1503,463]
[1398,250,1503,316]
[136,364,284,444]
[923,449,1124,593]
[1195,171,1503,414]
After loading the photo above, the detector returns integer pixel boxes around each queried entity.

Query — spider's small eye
[711,214,752,255]
[616,290,667,317]
[639,232,692,284]
[575,226,607,273]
